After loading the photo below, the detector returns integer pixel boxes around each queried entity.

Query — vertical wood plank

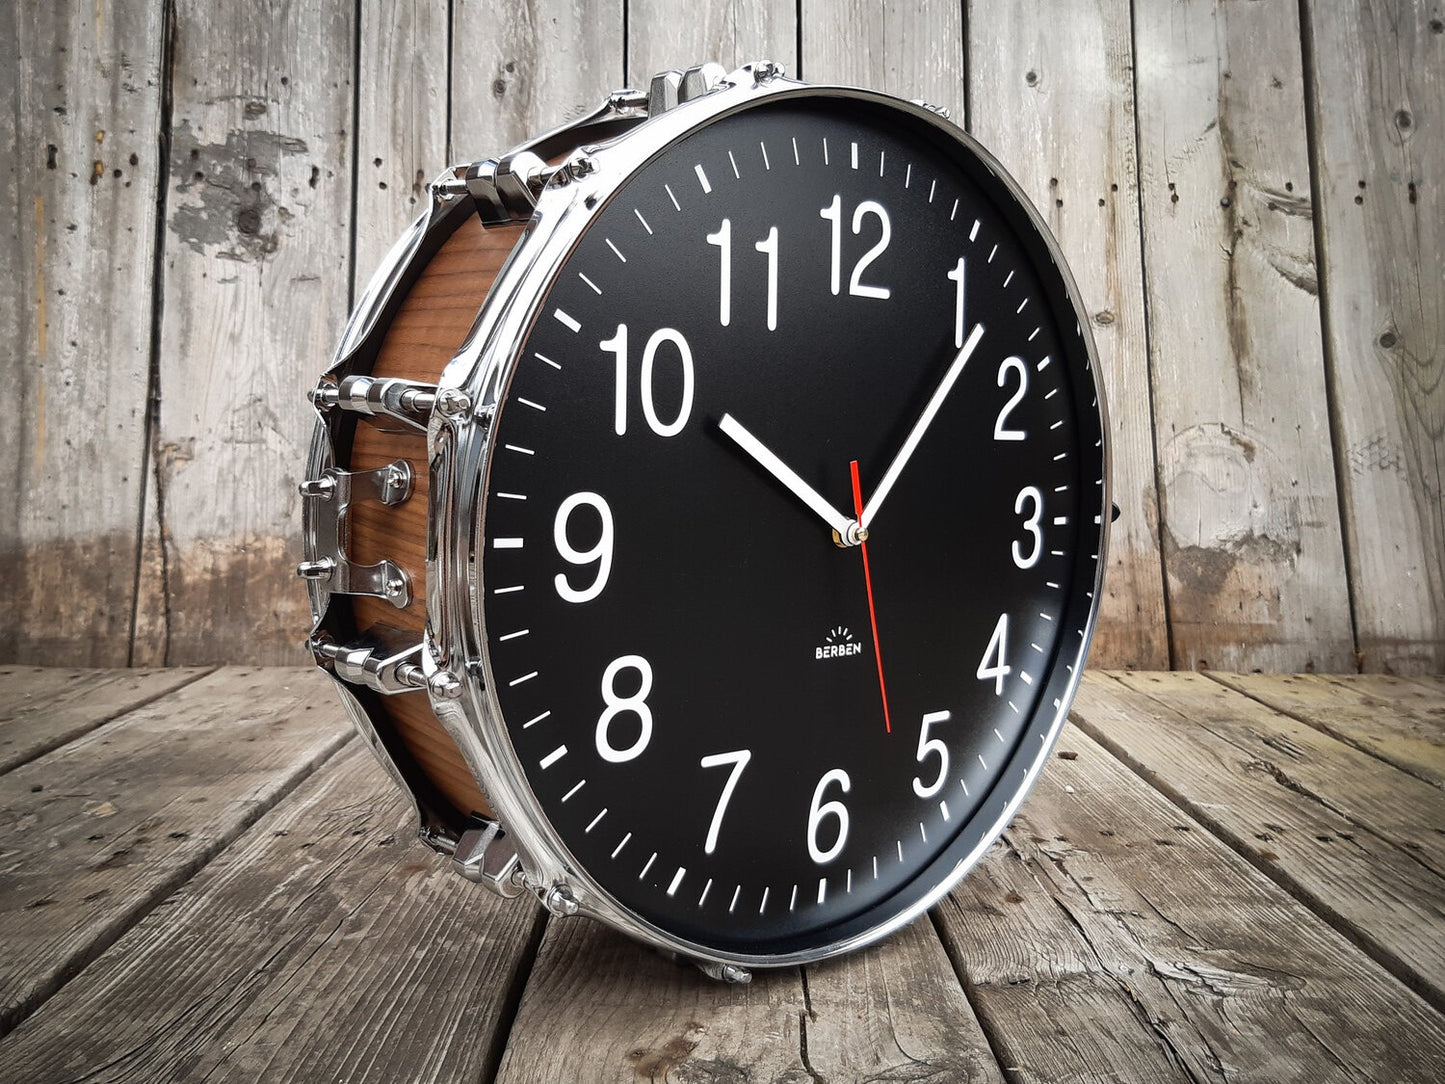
[966,0,1168,668]
[0,0,165,666]
[800,0,965,122]
[135,1,355,665]
[1133,0,1354,672]
[1303,0,1445,673]
[353,0,448,285]
[627,0,797,84]
[354,0,450,282]
[450,0,625,160]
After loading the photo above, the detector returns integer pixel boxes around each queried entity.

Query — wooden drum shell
[341,213,524,824]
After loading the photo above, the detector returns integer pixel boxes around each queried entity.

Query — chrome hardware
[452,817,525,898]
[694,960,753,984]
[648,69,682,114]
[679,62,728,103]
[434,387,472,419]
[296,460,414,608]
[544,884,580,917]
[312,375,437,433]
[428,669,463,700]
[310,630,427,696]
[910,98,953,122]
[607,88,648,112]
[750,60,784,84]
[466,150,553,226]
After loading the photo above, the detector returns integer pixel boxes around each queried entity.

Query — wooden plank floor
[0,669,1441,1082]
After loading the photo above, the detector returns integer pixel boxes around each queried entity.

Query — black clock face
[479,93,1104,956]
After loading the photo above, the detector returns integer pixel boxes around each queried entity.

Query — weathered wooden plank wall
[4,0,1441,673]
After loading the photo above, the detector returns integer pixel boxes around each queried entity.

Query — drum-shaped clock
[300,61,1109,979]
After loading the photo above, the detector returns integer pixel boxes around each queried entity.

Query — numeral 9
[553,492,613,604]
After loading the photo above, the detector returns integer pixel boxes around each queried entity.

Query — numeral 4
[978,614,1011,695]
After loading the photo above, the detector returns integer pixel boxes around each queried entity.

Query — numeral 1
[948,256,966,348]
[707,219,779,331]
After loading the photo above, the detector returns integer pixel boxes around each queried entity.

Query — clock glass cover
[478,92,1105,959]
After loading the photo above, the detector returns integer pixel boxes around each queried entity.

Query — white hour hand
[718,414,856,541]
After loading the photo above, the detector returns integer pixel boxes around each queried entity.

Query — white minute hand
[718,413,857,541]
[860,323,985,531]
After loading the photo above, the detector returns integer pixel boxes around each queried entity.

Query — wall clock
[300,61,1109,981]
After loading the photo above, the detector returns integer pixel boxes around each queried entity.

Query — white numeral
[553,492,613,604]
[700,749,751,854]
[602,324,695,437]
[978,614,1011,695]
[849,201,891,299]
[708,220,779,330]
[994,356,1028,441]
[912,711,951,799]
[820,195,891,299]
[705,219,731,326]
[808,768,851,864]
[754,225,779,331]
[948,256,967,348]
[1013,486,1043,569]
[597,655,653,762]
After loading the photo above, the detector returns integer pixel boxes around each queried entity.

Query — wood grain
[1110,671,1445,871]
[450,0,625,159]
[135,0,355,665]
[0,744,545,1083]
[1133,0,1354,672]
[1073,671,1445,1009]
[349,216,521,821]
[966,0,1168,669]
[800,0,965,122]
[0,667,350,1038]
[627,0,798,85]
[0,665,211,774]
[0,0,165,666]
[937,719,1445,1082]
[1208,671,1445,788]
[495,912,1004,1082]
[355,0,450,281]
[1303,0,1445,673]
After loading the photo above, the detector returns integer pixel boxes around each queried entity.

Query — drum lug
[309,628,427,696]
[310,374,437,434]
[297,460,415,608]
[451,816,526,899]
[465,150,551,226]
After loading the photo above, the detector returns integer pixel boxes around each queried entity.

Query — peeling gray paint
[167,121,310,261]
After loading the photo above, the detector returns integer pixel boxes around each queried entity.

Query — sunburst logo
[816,626,863,661]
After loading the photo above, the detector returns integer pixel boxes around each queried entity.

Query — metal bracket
[310,374,438,434]
[310,629,427,696]
[452,817,525,898]
[296,460,414,608]
[466,150,553,226]
[649,62,728,116]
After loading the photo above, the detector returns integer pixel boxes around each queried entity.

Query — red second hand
[850,460,892,734]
